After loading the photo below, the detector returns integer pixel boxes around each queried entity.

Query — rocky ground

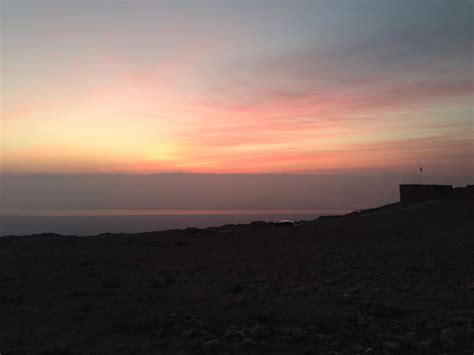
[1,191,473,354]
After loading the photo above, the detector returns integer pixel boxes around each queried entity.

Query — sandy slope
[0,192,473,354]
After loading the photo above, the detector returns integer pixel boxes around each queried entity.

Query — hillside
[1,190,473,354]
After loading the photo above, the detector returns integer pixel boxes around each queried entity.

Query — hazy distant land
[0,209,351,236]
[2,173,470,210]
[2,173,470,236]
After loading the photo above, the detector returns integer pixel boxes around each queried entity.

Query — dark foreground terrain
[1,192,473,354]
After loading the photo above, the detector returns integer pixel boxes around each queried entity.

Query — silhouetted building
[399,184,453,204]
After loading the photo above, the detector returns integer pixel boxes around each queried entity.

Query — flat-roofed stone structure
[399,184,453,203]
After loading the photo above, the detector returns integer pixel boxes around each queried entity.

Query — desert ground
[1,190,473,354]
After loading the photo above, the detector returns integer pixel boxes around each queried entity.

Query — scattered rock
[198,330,213,341]
[447,315,470,324]
[276,326,290,335]
[184,227,200,234]
[153,339,172,348]
[152,271,176,288]
[250,311,273,322]
[406,331,417,341]
[156,325,172,338]
[282,327,308,343]
[76,261,92,268]
[369,303,398,316]
[425,321,436,330]
[391,334,413,347]
[384,340,400,351]
[418,340,431,353]
[234,295,249,307]
[220,300,231,309]
[223,329,244,341]
[174,240,189,247]
[440,328,463,345]
[356,314,368,326]
[351,343,365,352]
[227,282,243,293]
[124,316,158,331]
[250,323,270,338]
[187,318,205,328]
[292,328,308,340]
[242,337,253,345]
[182,328,199,338]
[39,346,73,355]
[100,279,120,289]
[231,342,247,354]
[202,338,221,352]
[303,345,317,354]
[293,285,312,297]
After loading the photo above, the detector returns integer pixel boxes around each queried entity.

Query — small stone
[187,318,205,328]
[447,316,470,323]
[39,345,73,355]
[357,315,368,326]
[220,301,231,309]
[231,342,247,355]
[418,340,431,353]
[369,303,397,316]
[223,329,244,341]
[100,279,120,289]
[292,328,308,339]
[303,345,317,354]
[234,295,249,307]
[363,347,375,355]
[202,338,221,352]
[250,323,270,338]
[384,341,400,351]
[351,343,365,352]
[182,328,199,338]
[425,321,436,329]
[293,286,312,297]
[255,340,270,350]
[172,324,182,335]
[242,337,252,345]
[253,310,273,322]
[154,339,171,348]
[392,335,413,347]
[406,331,417,341]
[277,327,291,335]
[228,282,243,293]
[441,328,463,344]
[152,271,176,288]
[174,240,189,247]
[198,330,213,340]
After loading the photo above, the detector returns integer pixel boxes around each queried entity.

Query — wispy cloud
[1,0,472,175]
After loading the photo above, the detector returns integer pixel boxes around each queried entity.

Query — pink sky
[1,1,473,176]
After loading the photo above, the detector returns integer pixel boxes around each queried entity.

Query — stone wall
[399,184,453,203]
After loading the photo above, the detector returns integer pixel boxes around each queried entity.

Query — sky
[1,0,473,176]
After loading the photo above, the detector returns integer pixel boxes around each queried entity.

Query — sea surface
[0,208,355,236]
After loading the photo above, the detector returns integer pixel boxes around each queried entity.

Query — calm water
[0,208,353,236]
